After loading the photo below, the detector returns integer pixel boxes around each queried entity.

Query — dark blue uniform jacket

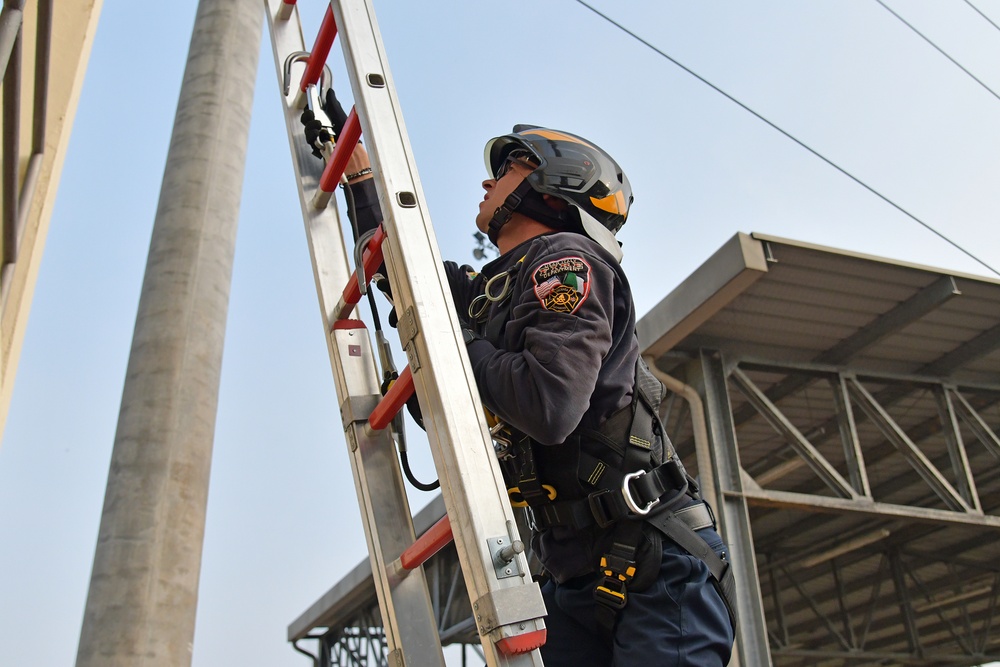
[352,180,641,581]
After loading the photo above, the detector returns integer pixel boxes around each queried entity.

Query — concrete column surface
[75,0,262,665]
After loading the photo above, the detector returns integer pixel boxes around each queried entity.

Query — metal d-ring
[622,470,659,515]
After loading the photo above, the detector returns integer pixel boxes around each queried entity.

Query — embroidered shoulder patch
[531,256,592,314]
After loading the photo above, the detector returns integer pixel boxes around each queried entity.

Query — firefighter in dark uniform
[305,96,736,665]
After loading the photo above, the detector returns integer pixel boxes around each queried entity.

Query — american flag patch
[534,276,561,299]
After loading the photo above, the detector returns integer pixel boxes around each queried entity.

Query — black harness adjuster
[587,489,627,529]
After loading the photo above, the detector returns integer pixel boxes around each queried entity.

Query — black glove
[300,108,332,159]
[299,88,350,159]
[322,87,349,138]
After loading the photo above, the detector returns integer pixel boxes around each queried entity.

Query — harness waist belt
[528,497,713,534]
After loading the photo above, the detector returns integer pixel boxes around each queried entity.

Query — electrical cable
[341,175,440,492]
[572,0,1000,278]
[963,0,1000,35]
[876,0,1000,104]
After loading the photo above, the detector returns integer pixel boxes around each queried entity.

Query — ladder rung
[298,5,336,97]
[317,108,362,197]
[398,515,453,571]
[368,366,412,431]
[333,224,386,321]
[276,0,296,21]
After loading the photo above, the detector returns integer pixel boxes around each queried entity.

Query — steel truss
[292,539,483,666]
[661,350,1000,667]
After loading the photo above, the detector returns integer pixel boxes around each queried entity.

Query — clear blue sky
[2,1,1000,665]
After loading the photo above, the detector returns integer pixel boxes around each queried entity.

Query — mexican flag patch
[531,256,592,314]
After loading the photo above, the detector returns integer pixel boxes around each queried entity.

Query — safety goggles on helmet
[493,149,538,181]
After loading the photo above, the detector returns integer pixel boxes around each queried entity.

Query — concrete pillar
[75,1,262,664]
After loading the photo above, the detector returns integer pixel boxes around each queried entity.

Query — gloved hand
[300,87,350,159]
[322,87,349,137]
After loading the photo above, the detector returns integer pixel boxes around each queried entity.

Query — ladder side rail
[263,3,446,666]
[330,1,547,663]
[263,1,350,324]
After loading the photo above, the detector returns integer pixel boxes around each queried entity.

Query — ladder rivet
[366,73,386,87]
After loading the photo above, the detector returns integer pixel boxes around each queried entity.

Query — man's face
[475,156,536,234]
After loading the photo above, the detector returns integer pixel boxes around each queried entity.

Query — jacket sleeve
[464,249,616,445]
[347,179,383,237]
[443,261,484,327]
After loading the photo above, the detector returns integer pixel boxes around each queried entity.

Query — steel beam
[731,366,857,499]
[830,375,871,497]
[950,388,1000,461]
[933,386,982,512]
[728,276,960,429]
[845,377,971,513]
[699,350,773,667]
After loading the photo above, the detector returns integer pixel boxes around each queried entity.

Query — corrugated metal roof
[641,233,1000,666]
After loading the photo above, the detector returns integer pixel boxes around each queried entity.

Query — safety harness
[498,358,738,634]
[473,258,738,635]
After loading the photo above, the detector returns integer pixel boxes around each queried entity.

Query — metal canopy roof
[642,232,1000,666]
[640,232,1000,385]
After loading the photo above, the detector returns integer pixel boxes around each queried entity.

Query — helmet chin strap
[487,180,533,246]
[488,182,577,246]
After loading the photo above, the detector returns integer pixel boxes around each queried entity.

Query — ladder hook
[282,51,333,98]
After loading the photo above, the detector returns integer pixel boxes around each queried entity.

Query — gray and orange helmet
[484,124,633,262]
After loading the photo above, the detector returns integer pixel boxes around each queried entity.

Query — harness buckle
[594,554,637,611]
[587,489,622,528]
[622,469,659,515]
[593,579,628,611]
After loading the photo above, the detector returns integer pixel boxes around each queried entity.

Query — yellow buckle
[507,485,557,508]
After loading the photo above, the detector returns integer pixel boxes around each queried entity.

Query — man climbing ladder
[265,1,550,665]
[307,81,738,663]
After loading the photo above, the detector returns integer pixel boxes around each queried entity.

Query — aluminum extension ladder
[263,1,548,664]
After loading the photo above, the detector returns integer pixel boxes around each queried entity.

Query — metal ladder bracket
[473,584,548,637]
[340,394,381,426]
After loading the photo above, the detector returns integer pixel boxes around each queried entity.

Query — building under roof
[290,232,1000,667]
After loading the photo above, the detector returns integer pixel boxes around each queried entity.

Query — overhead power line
[877,0,1000,104]
[572,0,1000,278]
[964,0,1000,35]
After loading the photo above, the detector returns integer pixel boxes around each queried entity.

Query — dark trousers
[539,526,734,666]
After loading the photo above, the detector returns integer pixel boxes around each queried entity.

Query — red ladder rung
[333,224,386,321]
[398,515,453,571]
[319,108,362,193]
[299,5,336,92]
[368,366,412,431]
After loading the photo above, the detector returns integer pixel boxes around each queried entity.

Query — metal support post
[698,349,773,667]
